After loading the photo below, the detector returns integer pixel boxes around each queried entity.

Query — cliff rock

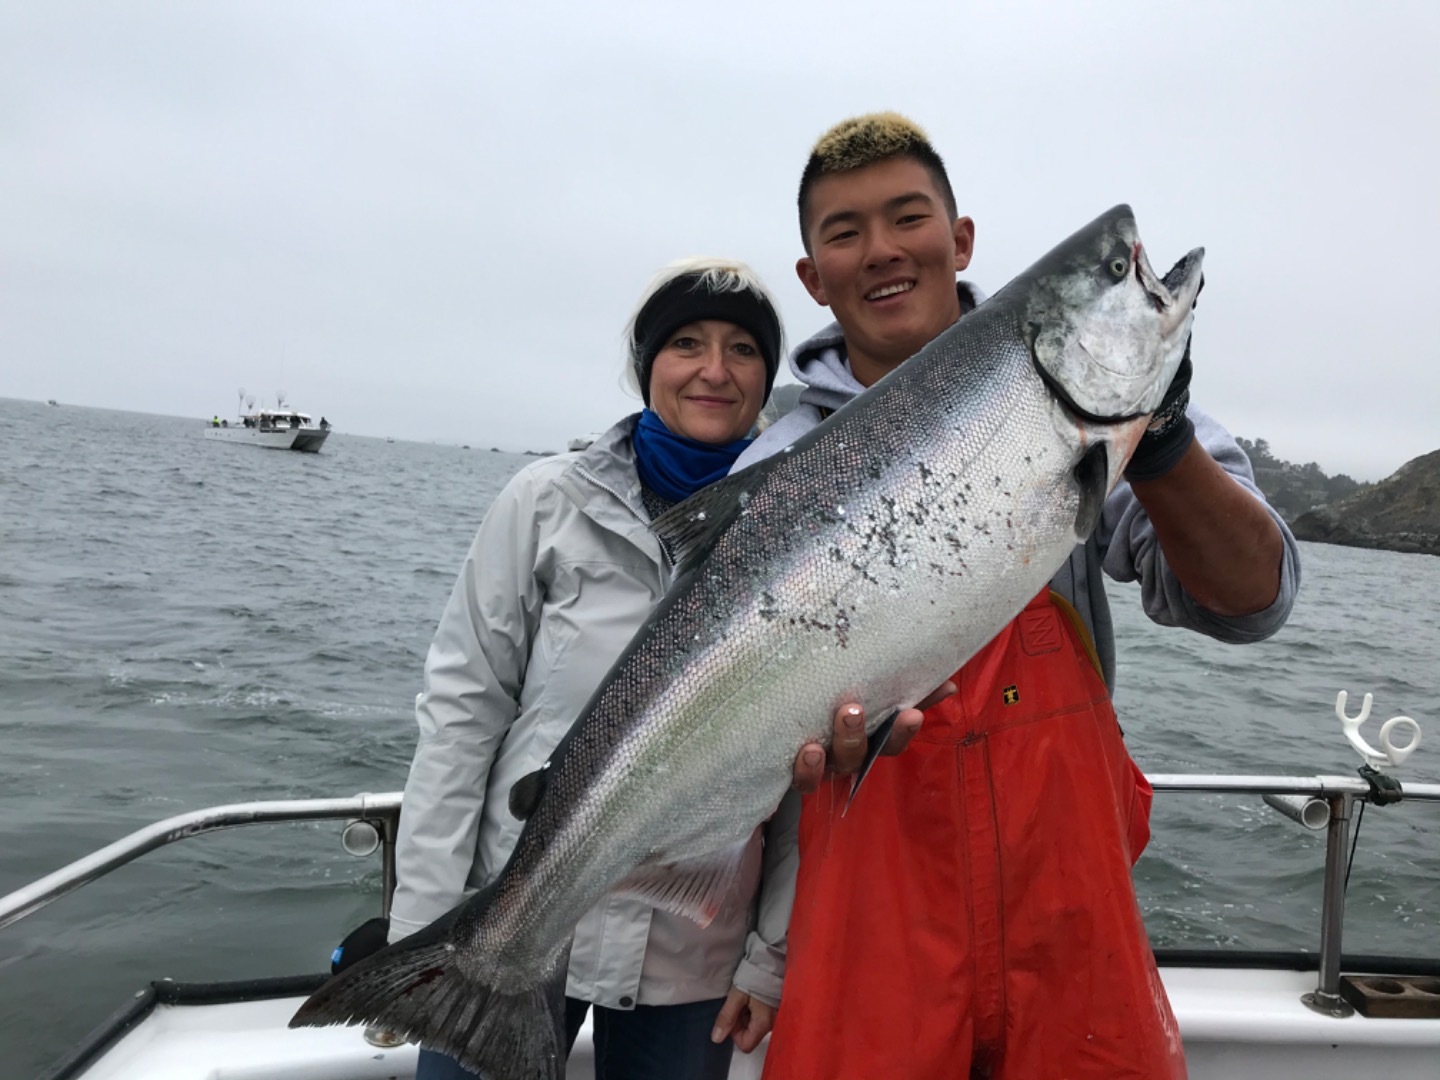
[1291,449,1440,556]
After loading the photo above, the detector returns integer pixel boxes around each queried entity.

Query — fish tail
[290,905,569,1080]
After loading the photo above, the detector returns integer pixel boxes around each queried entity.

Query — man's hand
[790,682,956,794]
[711,986,776,1052]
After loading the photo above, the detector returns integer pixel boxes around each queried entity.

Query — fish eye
[1108,256,1129,278]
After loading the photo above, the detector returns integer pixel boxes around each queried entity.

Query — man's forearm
[1128,440,1283,617]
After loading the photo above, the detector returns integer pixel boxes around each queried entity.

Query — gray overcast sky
[2,2,1435,480]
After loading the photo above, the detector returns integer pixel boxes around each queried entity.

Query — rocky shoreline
[1287,449,1440,557]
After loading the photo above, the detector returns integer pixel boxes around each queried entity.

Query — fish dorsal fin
[508,764,548,821]
[609,838,753,929]
[649,459,777,574]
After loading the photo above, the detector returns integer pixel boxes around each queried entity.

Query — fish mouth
[1024,238,1206,427]
[1136,243,1205,336]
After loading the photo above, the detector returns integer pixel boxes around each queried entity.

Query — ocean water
[1,397,1436,1075]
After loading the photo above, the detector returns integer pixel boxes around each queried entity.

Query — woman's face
[648,319,768,444]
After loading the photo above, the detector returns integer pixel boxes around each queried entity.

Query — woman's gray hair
[622,257,785,398]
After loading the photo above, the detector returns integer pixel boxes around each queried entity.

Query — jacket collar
[557,413,666,566]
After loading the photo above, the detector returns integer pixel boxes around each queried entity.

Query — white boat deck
[70,967,1440,1080]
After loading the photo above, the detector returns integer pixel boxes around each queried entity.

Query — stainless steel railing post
[1301,792,1356,1018]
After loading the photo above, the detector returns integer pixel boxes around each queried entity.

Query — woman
[390,258,787,1080]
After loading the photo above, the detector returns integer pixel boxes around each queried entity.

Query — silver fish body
[293,205,1204,1078]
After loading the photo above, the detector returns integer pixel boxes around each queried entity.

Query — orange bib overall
[763,592,1186,1080]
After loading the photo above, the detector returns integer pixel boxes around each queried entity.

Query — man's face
[797,156,974,386]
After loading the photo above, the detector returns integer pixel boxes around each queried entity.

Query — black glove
[331,916,390,974]
[1124,339,1194,483]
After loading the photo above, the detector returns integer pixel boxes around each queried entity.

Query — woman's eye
[732,343,757,356]
[672,336,699,349]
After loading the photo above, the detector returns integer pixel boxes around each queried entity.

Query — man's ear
[953,216,975,273]
[796,257,828,306]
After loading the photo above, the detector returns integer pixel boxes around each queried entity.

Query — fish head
[1020,204,1204,422]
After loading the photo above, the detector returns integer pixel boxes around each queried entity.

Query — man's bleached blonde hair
[798,112,958,252]
[622,257,785,397]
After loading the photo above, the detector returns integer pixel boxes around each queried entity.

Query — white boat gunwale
[7,775,1440,1079]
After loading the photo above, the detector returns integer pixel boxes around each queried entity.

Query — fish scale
[292,204,1204,1080]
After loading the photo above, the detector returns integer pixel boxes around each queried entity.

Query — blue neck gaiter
[631,410,752,503]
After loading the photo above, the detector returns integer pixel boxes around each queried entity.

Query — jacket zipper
[573,465,675,570]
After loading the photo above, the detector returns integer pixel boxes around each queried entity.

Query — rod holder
[1263,792,1331,831]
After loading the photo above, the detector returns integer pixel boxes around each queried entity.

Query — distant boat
[206,407,332,453]
[46,399,58,407]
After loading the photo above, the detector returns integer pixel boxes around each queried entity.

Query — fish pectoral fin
[509,764,549,821]
[610,839,753,929]
[649,458,779,574]
[843,709,898,816]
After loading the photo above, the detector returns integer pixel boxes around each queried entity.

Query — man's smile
[865,280,916,302]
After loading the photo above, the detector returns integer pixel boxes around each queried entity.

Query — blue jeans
[415,996,734,1080]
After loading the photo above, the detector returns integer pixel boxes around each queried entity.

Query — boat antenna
[277,388,287,410]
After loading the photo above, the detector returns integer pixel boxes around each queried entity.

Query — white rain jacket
[388,415,777,1008]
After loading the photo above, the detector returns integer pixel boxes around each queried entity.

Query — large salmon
[292,205,1204,1078]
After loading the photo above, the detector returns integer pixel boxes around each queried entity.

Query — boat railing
[1,776,1436,1018]
[0,792,401,932]
[1150,774,1440,1016]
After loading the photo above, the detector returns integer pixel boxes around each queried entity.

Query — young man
[728,114,1299,1079]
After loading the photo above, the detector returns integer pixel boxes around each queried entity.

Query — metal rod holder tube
[1262,792,1332,830]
